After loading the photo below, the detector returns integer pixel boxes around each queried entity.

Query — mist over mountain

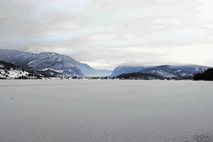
[0,49,111,77]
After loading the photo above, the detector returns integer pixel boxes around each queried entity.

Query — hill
[111,65,209,80]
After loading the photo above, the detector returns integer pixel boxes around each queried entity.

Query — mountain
[0,49,111,77]
[111,66,146,77]
[78,63,111,77]
[111,65,210,79]
[194,68,213,81]
[0,61,29,79]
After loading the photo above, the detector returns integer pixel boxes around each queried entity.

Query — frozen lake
[0,80,213,142]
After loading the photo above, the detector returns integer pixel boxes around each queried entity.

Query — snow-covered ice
[0,80,213,142]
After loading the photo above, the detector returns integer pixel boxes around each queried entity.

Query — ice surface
[0,80,213,142]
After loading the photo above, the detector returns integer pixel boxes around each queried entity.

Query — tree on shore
[194,68,213,81]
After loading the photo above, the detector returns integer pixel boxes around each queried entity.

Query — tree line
[194,68,213,81]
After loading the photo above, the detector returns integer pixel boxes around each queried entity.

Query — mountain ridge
[0,49,210,79]
[0,49,111,77]
[111,65,210,79]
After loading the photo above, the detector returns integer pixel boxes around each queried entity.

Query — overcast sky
[1,0,213,69]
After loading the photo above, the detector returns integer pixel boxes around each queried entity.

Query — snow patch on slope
[0,69,29,79]
[7,70,29,78]
[0,64,4,68]
[41,68,63,73]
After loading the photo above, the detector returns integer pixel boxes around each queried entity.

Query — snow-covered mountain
[0,49,111,77]
[111,65,210,79]
[0,61,29,79]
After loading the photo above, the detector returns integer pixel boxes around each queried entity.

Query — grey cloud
[0,0,213,69]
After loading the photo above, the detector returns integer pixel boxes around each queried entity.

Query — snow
[195,67,199,72]
[174,70,182,73]
[0,69,29,78]
[41,68,63,73]
[0,69,6,78]
[0,64,4,68]
[155,70,176,78]
[0,80,213,142]
[27,60,38,65]
[7,70,28,78]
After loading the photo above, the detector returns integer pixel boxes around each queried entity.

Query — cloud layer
[1,0,213,69]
